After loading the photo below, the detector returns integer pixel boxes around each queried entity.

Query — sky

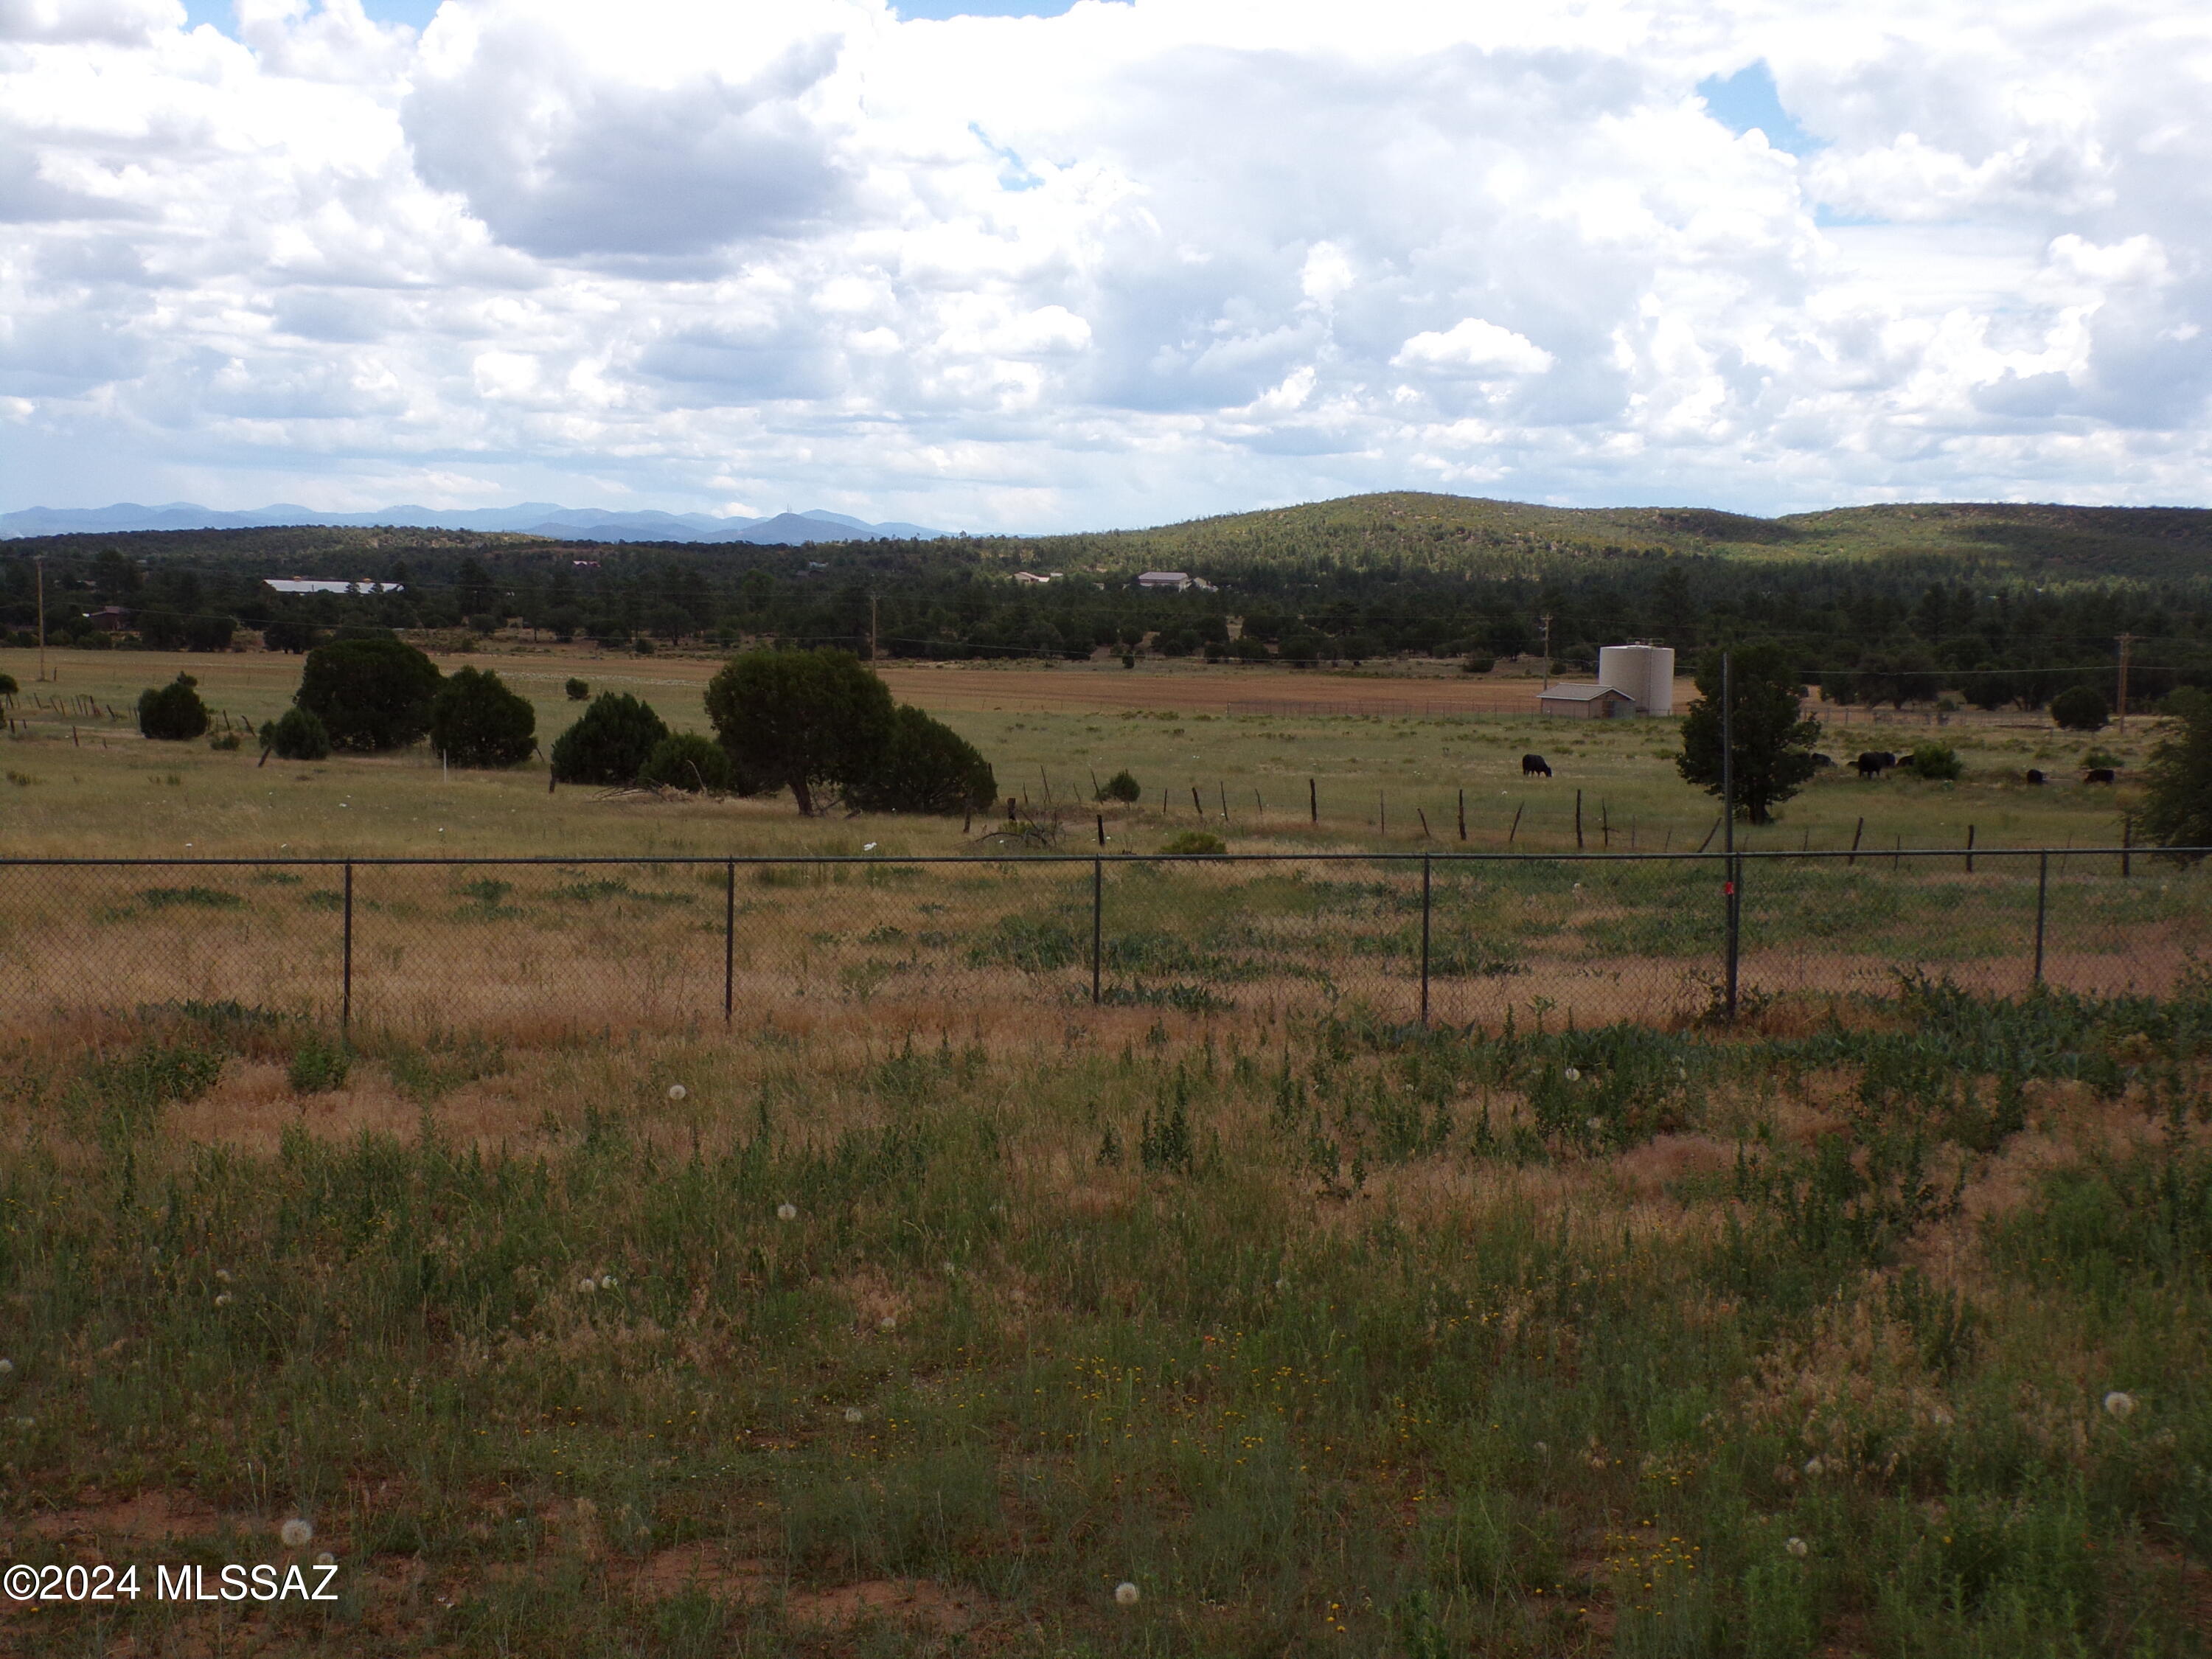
[1,0,2208,532]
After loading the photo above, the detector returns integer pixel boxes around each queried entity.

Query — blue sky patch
[1696,60,1820,156]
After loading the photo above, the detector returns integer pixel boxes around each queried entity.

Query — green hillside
[1002,492,2212,584]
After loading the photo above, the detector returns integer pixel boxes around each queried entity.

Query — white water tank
[1599,644,1675,716]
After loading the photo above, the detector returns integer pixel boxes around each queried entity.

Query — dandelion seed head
[599,1273,618,1291]
[667,1084,687,1102]
[0,1358,12,1376]
[1565,1067,1582,1082]
[843,1407,865,1424]
[1586,1116,1604,1133]
[315,1552,336,1568]
[1786,1537,1808,1558]
[776,1202,798,1222]
[1533,1441,1548,1456]
[214,1292,234,1307]
[577,1277,598,1295]
[877,1315,897,1333]
[1273,1277,1290,1292]
[280,1518,313,1548]
[1115,1581,1140,1607]
[1802,1455,1825,1477]
[215,1269,232,1283]
[2104,1390,2137,1419]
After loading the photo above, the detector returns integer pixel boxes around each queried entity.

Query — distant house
[1538,683,1640,720]
[571,559,600,570]
[1013,571,1054,585]
[1138,571,1215,592]
[84,605,132,633]
[263,578,404,596]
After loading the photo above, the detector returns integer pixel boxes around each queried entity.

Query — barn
[1538,684,1640,720]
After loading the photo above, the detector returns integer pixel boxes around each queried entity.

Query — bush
[428,666,536,768]
[841,705,998,815]
[638,732,733,793]
[137,673,209,740]
[704,649,897,816]
[1899,742,1963,781]
[2138,687,2212,856]
[1099,769,1142,803]
[208,731,241,752]
[2051,686,2110,732]
[551,692,669,786]
[261,706,331,761]
[296,637,442,752]
[0,672,17,697]
[565,678,589,701]
[1464,655,1497,675]
[1161,830,1226,855]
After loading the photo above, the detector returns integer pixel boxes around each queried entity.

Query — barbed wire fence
[0,847,2203,1038]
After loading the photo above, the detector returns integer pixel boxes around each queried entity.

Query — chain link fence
[1,849,2204,1036]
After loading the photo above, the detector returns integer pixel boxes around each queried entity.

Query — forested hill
[1012,493,2212,585]
[6,492,2212,711]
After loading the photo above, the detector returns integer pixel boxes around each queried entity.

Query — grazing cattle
[2084,767,2118,785]
[2024,768,2046,785]
[1521,753,1552,778]
[1855,751,1897,779]
[1812,753,1836,768]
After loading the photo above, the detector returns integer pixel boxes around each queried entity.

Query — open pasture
[7,644,2212,1657]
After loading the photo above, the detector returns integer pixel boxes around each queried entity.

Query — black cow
[1855,751,1897,779]
[1522,753,1552,778]
[2084,767,2118,785]
[2024,768,2046,785]
[1812,753,1835,768]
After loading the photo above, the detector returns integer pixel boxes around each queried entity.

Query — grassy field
[5,643,2211,1656]
[0,645,2155,860]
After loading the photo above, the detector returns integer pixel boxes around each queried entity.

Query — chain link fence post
[341,860,354,1032]
[1419,852,1433,1026]
[2034,849,2049,987]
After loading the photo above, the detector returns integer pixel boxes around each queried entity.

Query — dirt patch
[786,1576,992,1632]
[1612,1133,1739,1195]
[632,1542,776,1601]
[8,1489,223,1546]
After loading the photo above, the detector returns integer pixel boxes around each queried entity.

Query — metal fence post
[1091,858,1103,1006]
[341,860,353,1032]
[2033,850,2048,988]
[1721,653,1739,1021]
[1419,852,1433,1026]
[724,859,736,1025]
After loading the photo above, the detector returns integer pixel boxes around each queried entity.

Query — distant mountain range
[0,503,947,545]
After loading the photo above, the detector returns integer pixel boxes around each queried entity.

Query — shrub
[428,666,536,768]
[2138,687,2212,857]
[1464,655,1497,675]
[551,692,669,786]
[137,673,209,740]
[2051,686,2110,732]
[261,706,331,761]
[841,705,998,815]
[208,731,241,752]
[286,1033,351,1094]
[0,672,18,697]
[296,637,442,751]
[1899,742,1963,781]
[704,649,897,816]
[1099,769,1142,803]
[638,732,733,793]
[565,678,589,700]
[1161,830,1226,855]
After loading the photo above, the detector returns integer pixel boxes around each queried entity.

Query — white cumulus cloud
[1394,319,1556,378]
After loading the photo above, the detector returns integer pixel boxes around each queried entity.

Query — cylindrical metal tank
[1599,644,1675,716]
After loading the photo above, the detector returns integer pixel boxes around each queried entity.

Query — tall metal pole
[1091,858,1103,1006]
[1722,653,1739,1021]
[341,860,354,1032]
[723,859,736,1023]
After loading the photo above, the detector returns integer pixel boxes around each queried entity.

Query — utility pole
[34,557,46,682]
[2116,632,2134,733]
[1540,613,1553,689]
